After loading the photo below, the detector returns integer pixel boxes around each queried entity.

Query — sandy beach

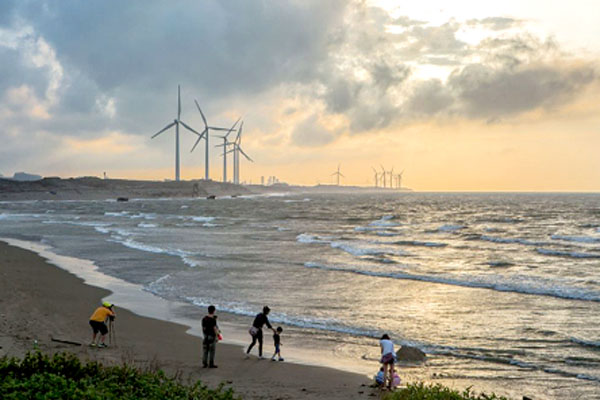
[0,241,375,399]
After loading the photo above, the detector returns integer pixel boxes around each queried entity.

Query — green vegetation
[383,382,509,400]
[0,351,239,400]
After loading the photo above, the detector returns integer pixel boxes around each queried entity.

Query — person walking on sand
[379,334,396,389]
[89,301,116,348]
[246,306,276,358]
[271,326,284,361]
[201,305,220,368]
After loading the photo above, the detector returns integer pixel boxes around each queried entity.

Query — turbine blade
[194,100,208,127]
[151,121,176,138]
[190,129,207,152]
[208,126,233,131]
[235,122,243,143]
[238,147,253,162]
[179,120,203,136]
[177,85,181,120]
[339,173,345,178]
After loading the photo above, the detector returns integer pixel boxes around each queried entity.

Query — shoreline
[0,239,376,399]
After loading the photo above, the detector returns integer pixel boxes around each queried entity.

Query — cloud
[291,114,336,147]
[0,0,598,176]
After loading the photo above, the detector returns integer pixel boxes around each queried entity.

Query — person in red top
[89,301,116,347]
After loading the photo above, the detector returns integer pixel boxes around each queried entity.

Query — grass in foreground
[0,351,239,400]
[383,382,510,400]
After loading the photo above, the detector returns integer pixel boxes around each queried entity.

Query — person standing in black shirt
[246,306,275,358]
[201,305,220,368]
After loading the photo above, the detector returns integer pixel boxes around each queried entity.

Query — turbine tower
[226,122,253,184]
[398,170,404,189]
[380,165,386,188]
[389,167,394,189]
[215,118,240,182]
[331,164,344,186]
[190,100,233,180]
[151,85,203,181]
[372,167,379,187]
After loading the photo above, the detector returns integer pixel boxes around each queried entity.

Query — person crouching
[89,301,116,348]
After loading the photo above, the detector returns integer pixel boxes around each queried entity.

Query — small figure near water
[89,301,116,348]
[379,333,397,389]
[246,306,276,358]
[271,326,284,361]
[201,305,220,368]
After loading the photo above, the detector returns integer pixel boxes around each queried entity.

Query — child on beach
[271,326,284,361]
[375,367,384,385]
[379,334,396,389]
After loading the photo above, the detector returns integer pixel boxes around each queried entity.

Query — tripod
[108,318,117,346]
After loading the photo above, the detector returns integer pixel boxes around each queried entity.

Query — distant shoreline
[0,176,411,201]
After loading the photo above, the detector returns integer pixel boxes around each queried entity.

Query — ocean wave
[374,231,403,237]
[302,262,600,302]
[536,248,600,259]
[0,212,45,219]
[570,337,600,349]
[354,226,387,232]
[130,213,157,220]
[330,241,408,257]
[104,211,129,217]
[369,215,400,227]
[137,223,157,228]
[283,198,311,203]
[487,261,514,267]
[436,224,465,232]
[296,233,338,244]
[480,235,546,246]
[43,220,112,228]
[182,296,381,338]
[551,234,600,243]
[190,216,215,222]
[393,240,447,248]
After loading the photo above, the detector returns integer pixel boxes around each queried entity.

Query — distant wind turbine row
[373,166,403,189]
[151,85,253,183]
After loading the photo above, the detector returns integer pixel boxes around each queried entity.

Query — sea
[1,192,599,399]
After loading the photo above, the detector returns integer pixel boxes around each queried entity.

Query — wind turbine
[151,85,203,181]
[331,164,344,186]
[380,165,386,188]
[398,170,404,189]
[226,122,253,184]
[389,167,394,188]
[214,118,240,182]
[190,100,233,180]
[372,167,379,187]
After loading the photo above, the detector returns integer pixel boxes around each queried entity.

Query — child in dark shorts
[271,326,284,361]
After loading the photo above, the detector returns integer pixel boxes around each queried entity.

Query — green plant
[0,351,239,400]
[383,382,510,400]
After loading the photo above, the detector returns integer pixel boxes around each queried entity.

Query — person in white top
[379,334,396,389]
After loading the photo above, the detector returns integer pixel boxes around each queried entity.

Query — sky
[0,0,598,191]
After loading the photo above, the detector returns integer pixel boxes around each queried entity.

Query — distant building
[12,172,42,181]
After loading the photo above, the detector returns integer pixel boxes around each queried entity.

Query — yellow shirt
[89,306,115,322]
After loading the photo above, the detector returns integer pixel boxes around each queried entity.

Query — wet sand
[0,241,375,399]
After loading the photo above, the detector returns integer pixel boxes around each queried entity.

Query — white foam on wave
[536,248,600,259]
[191,216,215,222]
[0,212,45,220]
[130,213,157,220]
[375,231,403,237]
[104,211,129,217]
[354,226,387,232]
[330,241,408,257]
[183,295,380,339]
[296,233,330,244]
[283,198,311,203]
[137,223,157,228]
[302,262,600,302]
[369,215,400,227]
[551,235,600,243]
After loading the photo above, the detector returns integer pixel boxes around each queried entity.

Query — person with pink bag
[379,334,397,389]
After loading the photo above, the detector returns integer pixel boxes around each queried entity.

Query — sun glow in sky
[0,0,599,191]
